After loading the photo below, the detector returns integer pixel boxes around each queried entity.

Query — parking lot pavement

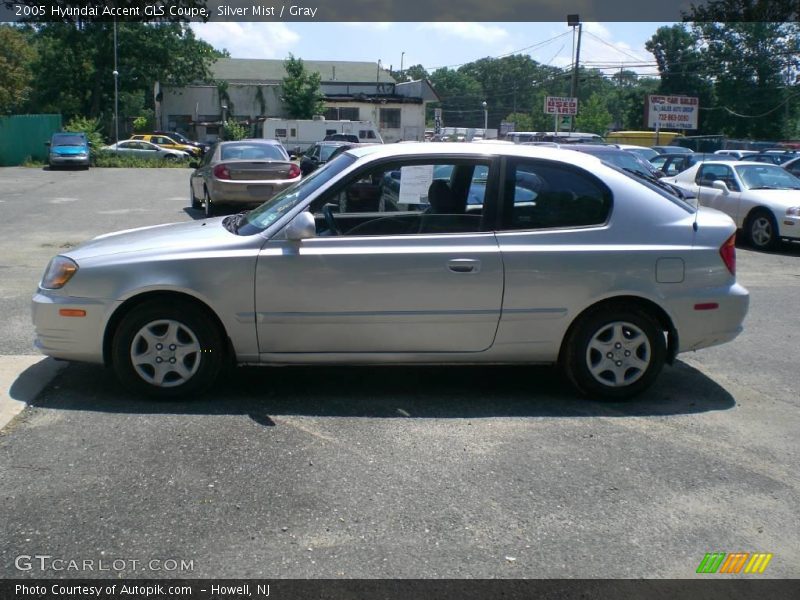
[0,166,798,579]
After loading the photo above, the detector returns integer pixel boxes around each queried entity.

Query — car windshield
[238,153,357,235]
[52,134,85,146]
[736,164,800,190]
[320,144,345,161]
[221,143,287,161]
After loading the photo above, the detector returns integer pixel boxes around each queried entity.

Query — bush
[223,121,248,141]
[93,150,194,169]
[63,116,105,161]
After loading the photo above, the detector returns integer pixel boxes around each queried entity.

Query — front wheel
[563,305,666,400]
[112,300,225,398]
[745,209,778,250]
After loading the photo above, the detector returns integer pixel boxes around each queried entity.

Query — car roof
[224,138,283,145]
[344,141,605,169]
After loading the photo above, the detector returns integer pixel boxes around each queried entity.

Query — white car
[714,149,758,160]
[102,140,191,161]
[663,160,800,249]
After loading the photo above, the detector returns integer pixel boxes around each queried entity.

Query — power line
[422,30,572,71]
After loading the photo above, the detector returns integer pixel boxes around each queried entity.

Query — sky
[189,22,675,78]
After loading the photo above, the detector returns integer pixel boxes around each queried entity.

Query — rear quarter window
[502,160,612,230]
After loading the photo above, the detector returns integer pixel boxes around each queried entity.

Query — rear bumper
[673,282,750,352]
[208,177,300,205]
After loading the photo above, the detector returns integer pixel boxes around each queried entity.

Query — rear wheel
[190,183,202,209]
[745,209,778,250]
[563,305,666,400]
[204,188,214,217]
[112,300,225,398]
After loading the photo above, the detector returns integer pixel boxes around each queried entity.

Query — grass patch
[21,156,46,168]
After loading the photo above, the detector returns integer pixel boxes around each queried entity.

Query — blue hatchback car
[48,132,90,169]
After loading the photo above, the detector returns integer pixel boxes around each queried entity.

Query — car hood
[64,218,246,262]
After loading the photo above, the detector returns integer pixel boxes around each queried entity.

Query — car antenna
[692,184,700,232]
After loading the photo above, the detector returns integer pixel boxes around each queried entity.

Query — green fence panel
[0,114,63,166]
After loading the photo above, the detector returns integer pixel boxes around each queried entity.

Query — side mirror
[656,169,666,178]
[711,180,730,194]
[44,141,51,146]
[284,211,316,241]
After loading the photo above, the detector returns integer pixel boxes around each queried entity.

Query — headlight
[786,206,800,217]
[41,256,79,289]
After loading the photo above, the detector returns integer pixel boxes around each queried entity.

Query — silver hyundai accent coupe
[32,143,749,399]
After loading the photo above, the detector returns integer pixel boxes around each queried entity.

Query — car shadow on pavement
[23,359,734,424]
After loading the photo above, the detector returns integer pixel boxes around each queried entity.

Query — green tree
[281,54,324,119]
[428,68,484,127]
[693,21,800,138]
[26,22,222,126]
[0,25,36,114]
[575,94,612,135]
[390,64,428,83]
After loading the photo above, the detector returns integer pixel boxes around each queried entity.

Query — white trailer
[262,118,383,153]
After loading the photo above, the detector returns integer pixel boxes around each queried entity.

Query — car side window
[696,165,739,191]
[309,160,491,237]
[502,160,611,230]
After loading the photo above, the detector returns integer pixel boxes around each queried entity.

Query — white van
[263,118,382,153]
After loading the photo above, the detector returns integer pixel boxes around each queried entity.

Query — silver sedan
[190,139,301,217]
[32,143,749,400]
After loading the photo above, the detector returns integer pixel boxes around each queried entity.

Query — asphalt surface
[0,166,798,579]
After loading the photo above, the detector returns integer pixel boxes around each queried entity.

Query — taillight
[288,163,301,179]
[720,233,736,276]
[213,164,231,180]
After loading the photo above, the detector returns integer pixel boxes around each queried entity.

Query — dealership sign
[647,95,699,130]
[544,96,578,115]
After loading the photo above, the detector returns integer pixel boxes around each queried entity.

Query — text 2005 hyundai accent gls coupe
[32,144,749,399]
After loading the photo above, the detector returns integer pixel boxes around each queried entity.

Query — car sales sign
[647,95,699,130]
[544,96,578,115]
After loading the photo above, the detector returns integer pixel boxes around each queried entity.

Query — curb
[0,355,67,431]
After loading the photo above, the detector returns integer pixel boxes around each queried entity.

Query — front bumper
[49,154,90,166]
[780,213,800,240]
[31,291,120,364]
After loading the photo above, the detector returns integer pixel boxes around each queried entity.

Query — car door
[494,158,614,361]
[694,164,742,220]
[254,156,504,354]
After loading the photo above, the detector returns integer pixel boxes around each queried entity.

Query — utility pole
[568,14,582,133]
[113,19,119,146]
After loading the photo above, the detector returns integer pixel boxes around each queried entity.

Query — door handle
[447,259,481,273]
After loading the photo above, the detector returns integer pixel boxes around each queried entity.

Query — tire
[164,154,177,162]
[203,188,214,217]
[563,304,666,400]
[111,300,225,398]
[745,209,779,250]
[190,183,202,209]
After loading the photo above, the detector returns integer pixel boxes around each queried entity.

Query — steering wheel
[322,203,340,236]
